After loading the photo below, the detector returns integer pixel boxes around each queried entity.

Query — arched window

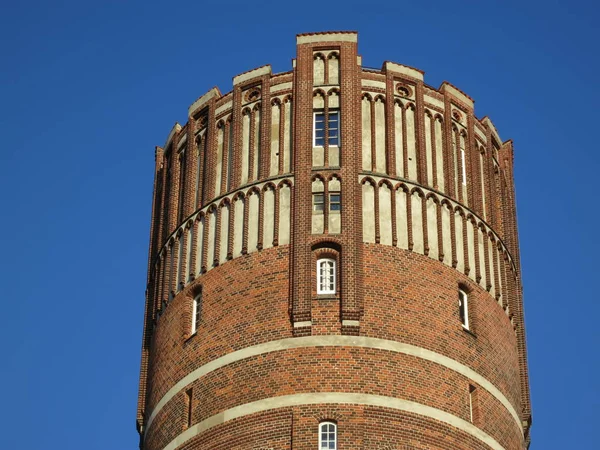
[317,258,336,294]
[191,291,202,334]
[319,421,337,449]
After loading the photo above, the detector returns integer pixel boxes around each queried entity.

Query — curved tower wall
[137,31,531,450]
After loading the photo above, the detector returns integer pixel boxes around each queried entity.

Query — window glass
[314,111,339,147]
[319,422,337,450]
[459,289,468,329]
[314,112,325,147]
[192,293,202,334]
[313,193,325,212]
[328,111,339,146]
[329,193,341,211]
[317,259,336,294]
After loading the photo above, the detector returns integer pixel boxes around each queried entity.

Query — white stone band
[146,336,522,434]
[162,392,506,450]
[297,33,357,45]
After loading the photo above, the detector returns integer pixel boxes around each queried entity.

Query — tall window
[468,384,476,423]
[185,388,193,429]
[313,193,325,212]
[459,289,469,329]
[314,110,339,147]
[319,421,337,450]
[317,258,336,294]
[329,192,341,211]
[191,292,202,334]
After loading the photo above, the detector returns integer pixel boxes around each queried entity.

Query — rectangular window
[469,385,476,423]
[329,192,341,211]
[317,259,336,294]
[459,289,469,329]
[185,388,193,428]
[328,111,339,146]
[314,112,325,147]
[313,193,325,212]
[191,294,202,334]
[314,110,339,147]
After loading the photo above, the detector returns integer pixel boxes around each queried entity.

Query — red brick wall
[138,31,531,450]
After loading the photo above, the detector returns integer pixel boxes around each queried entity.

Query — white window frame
[313,192,325,212]
[459,289,469,330]
[327,110,339,147]
[191,293,202,334]
[319,421,337,450]
[329,192,341,212]
[317,258,336,295]
[313,110,340,147]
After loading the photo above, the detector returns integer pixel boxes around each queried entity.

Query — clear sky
[1,0,598,448]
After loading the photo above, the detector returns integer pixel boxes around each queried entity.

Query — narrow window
[314,110,340,147]
[468,384,476,423]
[459,289,469,329]
[185,388,193,429]
[328,111,339,146]
[317,258,336,294]
[313,193,325,212]
[191,292,202,334]
[319,421,337,450]
[314,112,325,147]
[329,192,341,211]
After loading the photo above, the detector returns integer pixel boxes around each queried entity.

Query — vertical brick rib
[278,102,285,175]
[260,75,272,180]
[483,227,491,291]
[184,121,196,218]
[220,121,230,195]
[385,72,396,176]
[415,82,427,184]
[462,214,470,275]
[370,98,376,172]
[430,114,438,190]
[406,189,413,251]
[231,86,243,190]
[401,105,408,179]
[421,193,429,256]
[436,201,444,261]
[248,108,256,182]
[450,206,457,268]
[443,96,455,199]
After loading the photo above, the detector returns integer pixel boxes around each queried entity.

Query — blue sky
[1,1,598,448]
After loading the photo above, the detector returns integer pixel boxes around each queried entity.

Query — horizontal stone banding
[163,393,505,450]
[146,335,522,434]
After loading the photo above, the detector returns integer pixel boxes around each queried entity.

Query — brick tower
[137,31,532,450]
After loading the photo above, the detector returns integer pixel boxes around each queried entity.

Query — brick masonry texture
[138,31,531,450]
